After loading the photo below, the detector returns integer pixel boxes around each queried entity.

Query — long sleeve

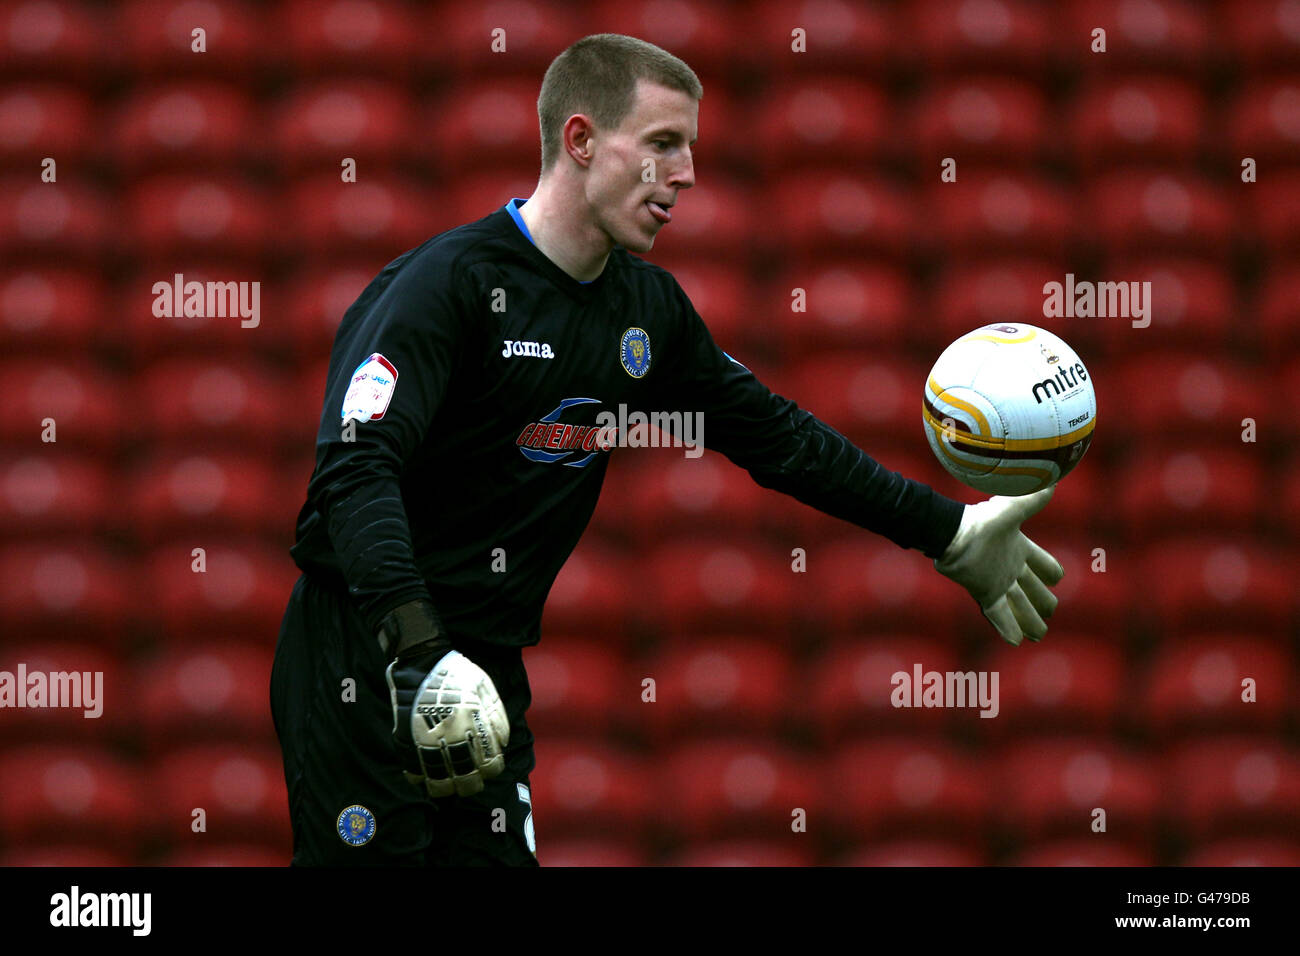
[653,277,965,560]
[301,246,476,635]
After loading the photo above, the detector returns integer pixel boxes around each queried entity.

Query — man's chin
[621,231,657,254]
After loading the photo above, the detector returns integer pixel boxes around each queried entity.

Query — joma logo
[502,339,555,359]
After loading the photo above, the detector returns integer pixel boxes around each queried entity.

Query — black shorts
[270,572,538,866]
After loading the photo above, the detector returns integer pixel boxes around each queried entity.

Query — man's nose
[669,150,695,189]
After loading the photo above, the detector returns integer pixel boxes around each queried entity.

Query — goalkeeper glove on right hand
[379,599,510,798]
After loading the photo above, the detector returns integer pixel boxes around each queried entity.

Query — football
[922,323,1096,496]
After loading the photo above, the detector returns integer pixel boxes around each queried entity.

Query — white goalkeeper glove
[379,600,510,797]
[934,485,1065,646]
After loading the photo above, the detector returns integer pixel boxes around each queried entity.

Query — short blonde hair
[537,34,703,172]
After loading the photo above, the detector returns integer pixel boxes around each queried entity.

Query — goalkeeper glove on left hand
[934,485,1065,646]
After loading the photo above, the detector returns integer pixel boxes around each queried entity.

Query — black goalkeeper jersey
[290,198,966,646]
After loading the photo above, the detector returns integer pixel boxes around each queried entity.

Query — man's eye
[652,140,668,149]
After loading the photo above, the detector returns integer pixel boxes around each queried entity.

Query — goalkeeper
[271,33,1063,866]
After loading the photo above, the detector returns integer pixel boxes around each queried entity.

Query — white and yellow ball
[922,323,1096,496]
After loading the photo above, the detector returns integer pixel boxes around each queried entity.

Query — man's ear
[563,114,595,167]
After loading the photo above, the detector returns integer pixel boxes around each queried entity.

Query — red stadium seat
[1112,354,1266,443]
[657,739,815,840]
[771,173,914,258]
[1259,269,1300,354]
[927,260,1076,348]
[1140,538,1296,632]
[134,642,278,752]
[1017,540,1128,638]
[107,83,258,173]
[0,746,145,851]
[666,840,818,867]
[117,261,292,360]
[0,846,131,867]
[1220,0,1300,68]
[281,263,372,359]
[448,171,551,228]
[1249,170,1300,248]
[141,539,300,637]
[276,0,418,76]
[150,744,291,846]
[0,453,113,539]
[0,175,114,263]
[1227,78,1300,167]
[923,172,1075,256]
[983,640,1125,738]
[1116,447,1264,538]
[0,359,123,450]
[913,79,1050,166]
[993,736,1160,841]
[284,173,443,257]
[420,79,540,174]
[0,1,111,79]
[635,637,794,743]
[748,0,897,76]
[766,260,912,358]
[645,538,795,635]
[1031,454,1102,534]
[828,738,990,839]
[807,636,962,743]
[124,173,276,260]
[1142,635,1292,738]
[117,0,268,77]
[1166,735,1300,840]
[1183,837,1300,867]
[619,450,770,546]
[0,267,107,353]
[0,544,134,646]
[1065,0,1212,70]
[134,357,299,452]
[271,79,416,174]
[1282,453,1300,544]
[536,839,649,867]
[521,638,631,738]
[754,78,891,173]
[1094,258,1235,349]
[0,641,124,739]
[802,535,967,635]
[838,839,985,866]
[0,83,96,168]
[584,0,741,75]
[784,354,930,449]
[420,0,583,75]
[1069,78,1205,170]
[644,178,755,261]
[909,0,1054,72]
[647,259,757,357]
[539,541,633,641]
[1085,172,1235,255]
[1011,838,1154,866]
[161,845,287,867]
[122,450,287,546]
[529,739,654,839]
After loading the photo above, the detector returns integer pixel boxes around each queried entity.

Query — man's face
[585,79,697,254]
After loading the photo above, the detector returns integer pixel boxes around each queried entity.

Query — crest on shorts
[620,327,651,378]
[337,804,376,846]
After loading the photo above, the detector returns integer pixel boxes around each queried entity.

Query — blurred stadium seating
[0,0,1295,866]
